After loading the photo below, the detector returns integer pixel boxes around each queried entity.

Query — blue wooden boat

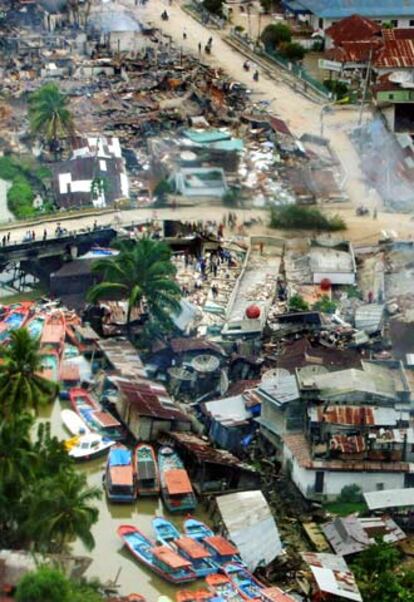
[27,315,46,339]
[70,388,125,441]
[203,535,243,567]
[184,517,214,542]
[134,443,160,496]
[104,444,136,503]
[117,525,196,584]
[158,447,197,513]
[153,518,217,578]
[222,563,265,600]
[206,574,245,602]
[153,517,181,546]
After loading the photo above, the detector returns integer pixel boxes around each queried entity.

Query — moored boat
[104,444,136,503]
[222,563,265,600]
[203,535,243,567]
[174,537,217,578]
[176,590,221,602]
[117,525,196,584]
[68,432,114,462]
[158,447,197,513]
[69,387,124,441]
[61,409,90,436]
[135,443,160,496]
[184,517,214,542]
[26,314,46,339]
[0,302,32,342]
[41,310,66,353]
[206,573,245,602]
[153,517,181,547]
[40,349,60,382]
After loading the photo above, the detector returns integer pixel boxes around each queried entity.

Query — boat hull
[135,443,160,496]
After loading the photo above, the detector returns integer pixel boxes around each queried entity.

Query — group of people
[1,232,11,247]
[243,60,259,81]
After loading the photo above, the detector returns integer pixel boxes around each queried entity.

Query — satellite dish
[261,368,290,382]
[389,71,414,88]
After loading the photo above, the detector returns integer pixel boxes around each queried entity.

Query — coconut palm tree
[0,328,59,419]
[28,83,73,152]
[87,238,182,337]
[22,470,100,553]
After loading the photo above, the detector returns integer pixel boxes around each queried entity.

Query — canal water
[39,398,213,601]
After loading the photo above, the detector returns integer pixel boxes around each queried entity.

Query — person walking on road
[183,28,187,40]
[198,42,202,55]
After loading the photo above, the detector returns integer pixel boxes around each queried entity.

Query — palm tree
[22,470,101,553]
[0,328,59,419]
[28,83,73,152]
[87,238,182,337]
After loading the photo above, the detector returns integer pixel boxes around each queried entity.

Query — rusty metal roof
[92,410,121,428]
[116,380,190,423]
[375,39,414,68]
[316,405,375,425]
[164,469,193,495]
[204,535,239,556]
[326,14,381,45]
[110,465,134,487]
[175,537,211,559]
[151,546,192,569]
[330,434,366,454]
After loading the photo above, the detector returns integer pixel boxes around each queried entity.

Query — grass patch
[270,205,346,231]
[324,501,367,516]
[0,156,52,219]
[0,286,46,305]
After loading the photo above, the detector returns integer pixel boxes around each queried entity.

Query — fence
[230,29,333,101]
[184,2,226,29]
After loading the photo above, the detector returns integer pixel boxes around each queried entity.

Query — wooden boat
[158,447,197,513]
[153,518,217,578]
[153,517,181,546]
[40,349,60,382]
[104,444,136,503]
[61,409,90,436]
[222,563,265,600]
[206,573,245,602]
[176,590,219,602]
[69,387,124,441]
[126,596,146,602]
[117,525,196,584]
[59,362,80,389]
[135,443,160,496]
[203,535,243,567]
[26,314,46,339]
[41,310,66,353]
[0,303,32,341]
[184,517,214,542]
[68,433,114,462]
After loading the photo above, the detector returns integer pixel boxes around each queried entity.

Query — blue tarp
[183,129,230,144]
[109,448,131,466]
[282,0,414,18]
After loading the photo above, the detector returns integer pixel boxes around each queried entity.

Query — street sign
[318,59,342,72]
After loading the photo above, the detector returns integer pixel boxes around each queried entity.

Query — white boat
[68,433,114,462]
[61,409,90,436]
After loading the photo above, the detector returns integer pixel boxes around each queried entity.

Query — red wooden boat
[41,310,66,354]
[69,387,124,441]
[205,573,246,601]
[117,525,196,584]
[134,443,160,496]
[176,590,217,602]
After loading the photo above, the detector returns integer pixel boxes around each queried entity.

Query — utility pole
[358,46,373,126]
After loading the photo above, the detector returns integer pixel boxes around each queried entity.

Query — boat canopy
[204,535,238,556]
[109,447,131,466]
[165,469,193,495]
[110,465,134,486]
[176,537,211,559]
[93,410,121,428]
[41,324,64,344]
[60,364,80,382]
[151,546,192,569]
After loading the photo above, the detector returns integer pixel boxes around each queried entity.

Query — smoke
[351,118,414,212]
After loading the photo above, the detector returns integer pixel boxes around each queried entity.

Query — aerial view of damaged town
[3,0,414,600]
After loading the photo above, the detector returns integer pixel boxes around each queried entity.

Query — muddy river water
[40,398,212,601]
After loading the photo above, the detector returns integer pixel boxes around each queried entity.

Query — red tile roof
[326,14,381,46]
[375,39,414,68]
[326,40,381,63]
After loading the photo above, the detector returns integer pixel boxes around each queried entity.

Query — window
[314,471,325,493]
[376,482,384,491]
[318,17,323,29]
[410,19,414,26]
[411,444,414,453]
[389,94,394,100]
[391,20,398,27]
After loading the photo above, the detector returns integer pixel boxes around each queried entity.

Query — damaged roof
[301,552,362,602]
[308,405,401,426]
[116,380,191,423]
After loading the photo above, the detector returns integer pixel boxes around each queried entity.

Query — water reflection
[39,398,211,600]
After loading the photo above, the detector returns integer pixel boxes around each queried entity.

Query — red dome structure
[320,278,332,291]
[245,304,261,319]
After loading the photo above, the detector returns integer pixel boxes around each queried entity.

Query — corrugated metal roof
[164,469,193,495]
[330,434,366,454]
[110,465,134,487]
[204,535,239,556]
[309,405,399,426]
[376,39,414,68]
[216,490,283,571]
[92,410,121,428]
[116,380,190,423]
[285,0,414,19]
[98,338,147,379]
[257,374,299,406]
[301,552,362,602]
[203,394,252,426]
[364,487,414,510]
[355,304,384,334]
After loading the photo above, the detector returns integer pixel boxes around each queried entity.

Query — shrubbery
[270,205,346,231]
[0,155,52,219]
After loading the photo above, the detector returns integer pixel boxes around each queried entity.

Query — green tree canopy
[279,41,306,61]
[15,566,104,602]
[28,83,73,145]
[0,328,59,419]
[261,23,291,49]
[87,238,182,337]
[288,293,309,312]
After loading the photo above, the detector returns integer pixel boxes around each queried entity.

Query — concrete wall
[283,443,405,500]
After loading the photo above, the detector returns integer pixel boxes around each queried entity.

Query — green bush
[323,79,349,100]
[289,293,309,312]
[279,41,306,61]
[7,175,36,218]
[0,156,20,180]
[313,295,337,314]
[261,23,291,49]
[16,566,70,602]
[270,205,346,231]
[338,484,363,503]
